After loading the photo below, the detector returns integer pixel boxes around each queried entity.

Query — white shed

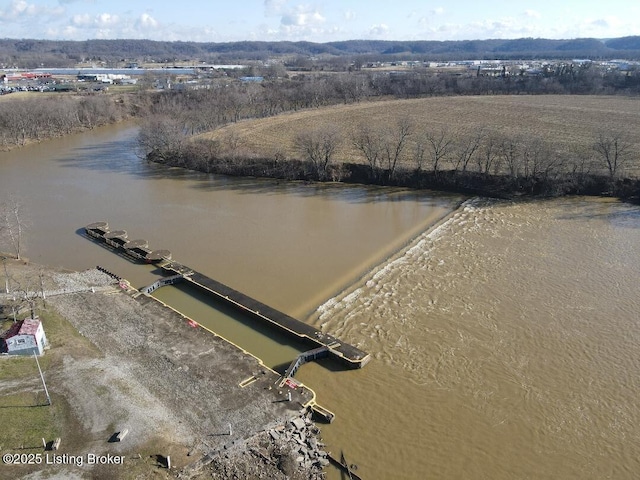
[1,317,48,356]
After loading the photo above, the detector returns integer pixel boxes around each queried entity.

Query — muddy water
[0,123,458,319]
[302,197,640,479]
[2,124,639,479]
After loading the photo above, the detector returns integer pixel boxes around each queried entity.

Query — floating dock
[161,261,370,370]
[84,223,370,372]
[86,222,172,263]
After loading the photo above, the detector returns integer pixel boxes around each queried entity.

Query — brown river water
[1,124,639,479]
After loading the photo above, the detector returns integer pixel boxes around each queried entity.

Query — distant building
[1,317,48,356]
[239,76,264,83]
[77,73,133,84]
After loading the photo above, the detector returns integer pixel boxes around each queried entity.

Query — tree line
[140,115,639,203]
[0,94,130,149]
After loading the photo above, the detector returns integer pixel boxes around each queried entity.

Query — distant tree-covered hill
[1,36,638,68]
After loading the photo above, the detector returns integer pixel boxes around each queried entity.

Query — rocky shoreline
[193,414,328,479]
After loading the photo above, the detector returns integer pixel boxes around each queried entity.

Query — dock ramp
[141,274,185,294]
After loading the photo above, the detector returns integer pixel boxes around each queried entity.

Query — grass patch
[0,393,59,451]
[0,355,40,381]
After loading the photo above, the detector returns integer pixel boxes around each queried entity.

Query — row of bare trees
[142,112,635,198]
[0,95,127,149]
[349,121,633,183]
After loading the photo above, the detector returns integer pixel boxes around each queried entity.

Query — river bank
[148,149,640,205]
[0,260,328,479]
[143,94,640,204]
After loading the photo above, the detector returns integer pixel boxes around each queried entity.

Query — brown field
[203,95,640,176]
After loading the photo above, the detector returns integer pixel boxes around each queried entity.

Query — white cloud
[524,9,541,19]
[264,3,333,39]
[136,13,158,29]
[590,18,609,28]
[369,23,389,37]
[344,9,356,21]
[70,12,119,28]
[432,7,445,15]
[61,25,77,36]
[0,0,63,21]
[281,6,325,27]
[95,13,118,26]
[70,13,90,26]
[0,0,36,18]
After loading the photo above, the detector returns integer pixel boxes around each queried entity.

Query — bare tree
[353,124,382,179]
[7,273,40,319]
[425,127,454,174]
[521,138,559,179]
[453,128,485,172]
[593,131,631,179]
[567,145,595,178]
[413,140,427,172]
[0,195,27,260]
[137,115,188,163]
[477,134,500,175]
[380,118,412,181]
[294,127,342,180]
[499,136,521,179]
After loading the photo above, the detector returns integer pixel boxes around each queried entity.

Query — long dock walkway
[161,261,370,369]
[84,222,370,370]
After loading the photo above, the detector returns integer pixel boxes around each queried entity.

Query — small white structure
[1,317,48,356]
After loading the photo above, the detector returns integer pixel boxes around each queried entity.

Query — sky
[0,0,638,43]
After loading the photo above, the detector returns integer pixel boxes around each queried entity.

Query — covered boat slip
[85,222,172,263]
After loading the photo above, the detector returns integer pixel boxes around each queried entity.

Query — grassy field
[203,95,640,176]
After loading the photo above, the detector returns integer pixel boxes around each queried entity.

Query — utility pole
[34,353,51,406]
[2,256,8,294]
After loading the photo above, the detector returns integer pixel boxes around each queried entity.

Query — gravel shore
[2,262,328,479]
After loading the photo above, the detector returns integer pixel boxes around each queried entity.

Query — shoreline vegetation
[147,149,640,204]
